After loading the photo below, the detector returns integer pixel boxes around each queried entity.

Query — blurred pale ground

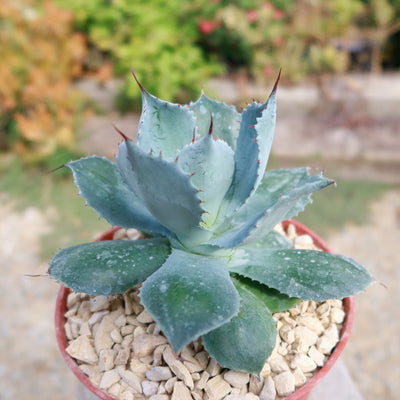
[1,74,399,400]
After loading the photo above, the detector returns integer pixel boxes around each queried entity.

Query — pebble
[163,346,194,389]
[142,380,159,396]
[292,367,307,387]
[66,335,98,364]
[294,326,318,352]
[118,369,142,393]
[88,310,109,326]
[244,394,260,400]
[290,353,317,373]
[90,295,110,312]
[171,381,192,400]
[137,310,154,324]
[94,309,124,353]
[205,375,232,400]
[120,391,134,400]
[206,357,222,377]
[98,349,115,371]
[294,234,315,249]
[224,371,250,388]
[146,366,173,381]
[149,395,169,400]
[259,376,276,400]
[108,382,122,397]
[273,371,296,397]
[114,314,127,328]
[279,324,295,344]
[296,316,324,335]
[129,358,150,380]
[249,375,264,395]
[308,346,325,366]
[268,354,289,373]
[330,307,345,323]
[99,369,120,390]
[317,324,340,354]
[111,328,123,344]
[132,334,167,357]
[195,370,210,390]
[194,351,209,370]
[165,377,178,394]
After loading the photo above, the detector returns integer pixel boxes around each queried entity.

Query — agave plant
[50,72,372,374]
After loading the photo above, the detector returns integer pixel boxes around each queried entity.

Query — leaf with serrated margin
[244,173,334,245]
[140,250,240,352]
[189,94,240,149]
[177,135,234,227]
[116,140,211,245]
[210,172,333,248]
[220,88,277,218]
[231,275,301,312]
[202,277,276,375]
[136,90,196,159]
[49,239,171,296]
[229,248,373,301]
[67,156,170,236]
[214,168,309,234]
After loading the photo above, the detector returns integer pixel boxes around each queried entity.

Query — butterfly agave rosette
[50,73,372,374]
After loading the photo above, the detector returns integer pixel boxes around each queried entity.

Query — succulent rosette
[50,73,372,374]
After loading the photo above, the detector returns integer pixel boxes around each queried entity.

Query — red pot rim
[55,221,355,400]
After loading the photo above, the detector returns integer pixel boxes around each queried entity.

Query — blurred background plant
[2,0,400,168]
[52,0,225,111]
[0,0,88,169]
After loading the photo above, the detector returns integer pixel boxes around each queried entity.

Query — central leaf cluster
[49,76,372,374]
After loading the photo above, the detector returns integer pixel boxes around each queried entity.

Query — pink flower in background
[274,36,285,47]
[263,1,273,10]
[247,9,258,23]
[273,9,285,20]
[199,20,215,34]
[263,64,275,76]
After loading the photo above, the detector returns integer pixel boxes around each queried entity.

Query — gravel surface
[328,190,400,400]
[0,189,398,400]
[0,197,77,400]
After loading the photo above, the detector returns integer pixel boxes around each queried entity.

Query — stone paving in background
[328,190,400,400]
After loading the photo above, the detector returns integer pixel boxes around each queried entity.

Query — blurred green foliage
[192,0,366,84]
[54,0,224,108]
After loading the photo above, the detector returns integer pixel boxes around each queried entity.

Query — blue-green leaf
[232,275,301,312]
[49,239,171,296]
[116,140,211,245]
[253,90,277,190]
[189,94,240,149]
[140,250,240,352]
[66,156,170,236]
[202,278,276,375]
[229,248,373,301]
[210,172,333,248]
[244,173,334,244]
[214,168,309,234]
[136,89,196,159]
[177,135,234,227]
[241,230,292,250]
[221,91,276,216]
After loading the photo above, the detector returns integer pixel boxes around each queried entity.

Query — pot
[55,221,355,400]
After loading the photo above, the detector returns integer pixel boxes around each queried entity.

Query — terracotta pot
[55,221,355,400]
